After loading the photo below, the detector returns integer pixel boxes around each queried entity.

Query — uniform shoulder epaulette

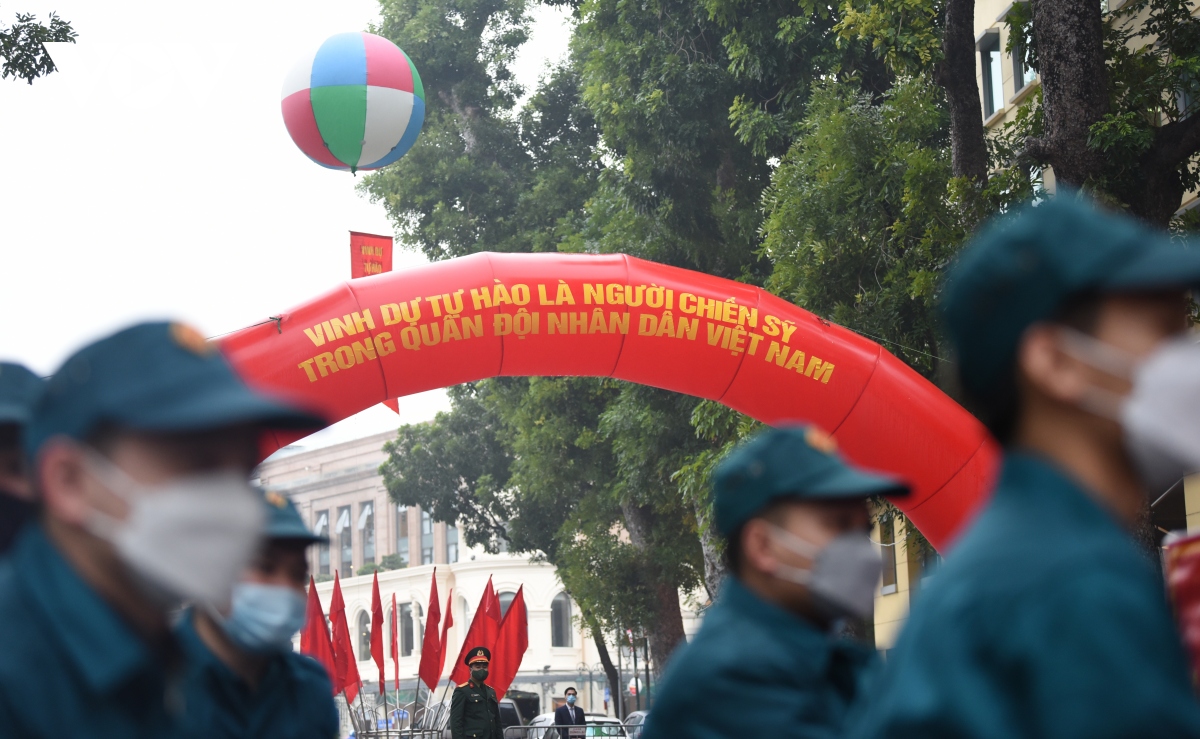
[458,681,469,688]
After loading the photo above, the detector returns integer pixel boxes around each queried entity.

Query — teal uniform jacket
[849,452,1200,738]
[175,609,339,739]
[0,525,183,738]
[643,576,874,739]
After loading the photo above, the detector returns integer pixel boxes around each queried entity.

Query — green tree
[381,378,705,677]
[761,77,969,379]
[1,8,75,84]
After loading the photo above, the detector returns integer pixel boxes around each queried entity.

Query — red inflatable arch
[219,252,999,550]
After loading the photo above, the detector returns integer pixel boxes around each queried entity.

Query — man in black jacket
[553,687,586,739]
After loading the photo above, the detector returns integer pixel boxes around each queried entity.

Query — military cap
[465,646,491,666]
[26,322,326,456]
[941,196,1200,402]
[0,363,43,426]
[713,425,909,537]
[260,488,326,544]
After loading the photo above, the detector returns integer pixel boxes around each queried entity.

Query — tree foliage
[368,0,1200,666]
[1,8,75,84]
[761,77,967,378]
[381,378,706,671]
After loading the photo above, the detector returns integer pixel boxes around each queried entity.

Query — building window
[358,610,371,661]
[446,525,459,564]
[879,519,897,595]
[1012,34,1036,92]
[396,505,409,566]
[907,539,942,596]
[400,602,414,656]
[421,511,433,565]
[978,31,1004,118]
[314,510,330,575]
[498,591,517,619]
[336,506,353,576]
[359,502,375,564]
[551,592,572,647]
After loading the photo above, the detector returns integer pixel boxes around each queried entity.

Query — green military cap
[466,646,491,666]
[26,321,326,457]
[713,425,909,537]
[0,363,43,426]
[260,488,326,544]
[941,196,1200,402]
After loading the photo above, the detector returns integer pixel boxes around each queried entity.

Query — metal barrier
[351,724,630,738]
[345,696,633,738]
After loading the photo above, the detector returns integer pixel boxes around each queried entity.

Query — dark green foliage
[1,8,75,84]
[761,77,967,379]
[362,0,601,259]
[381,383,515,551]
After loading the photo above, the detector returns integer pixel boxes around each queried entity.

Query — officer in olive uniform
[644,425,909,739]
[450,647,504,739]
[848,198,1200,737]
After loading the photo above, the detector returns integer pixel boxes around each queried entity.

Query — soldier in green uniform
[848,198,1200,737]
[643,424,909,739]
[450,646,504,739]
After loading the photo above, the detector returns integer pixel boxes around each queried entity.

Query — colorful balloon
[281,32,425,173]
[219,253,999,550]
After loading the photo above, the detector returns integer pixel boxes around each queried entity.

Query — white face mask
[1060,330,1200,495]
[84,451,264,607]
[768,524,883,620]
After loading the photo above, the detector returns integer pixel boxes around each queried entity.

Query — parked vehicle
[622,710,649,738]
[499,698,525,738]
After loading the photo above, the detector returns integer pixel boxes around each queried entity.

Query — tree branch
[1151,112,1200,168]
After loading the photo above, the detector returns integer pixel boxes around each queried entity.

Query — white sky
[0,1,571,449]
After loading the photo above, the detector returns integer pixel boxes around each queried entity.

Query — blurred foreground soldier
[849,198,1200,738]
[451,647,503,739]
[0,362,43,552]
[643,425,909,739]
[0,322,323,738]
[177,489,338,739]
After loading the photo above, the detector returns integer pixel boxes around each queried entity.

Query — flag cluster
[300,568,529,701]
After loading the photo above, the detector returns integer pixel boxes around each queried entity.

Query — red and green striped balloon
[281,32,425,173]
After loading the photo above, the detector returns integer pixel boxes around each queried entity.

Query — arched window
[498,591,517,619]
[551,592,572,648]
[416,602,424,651]
[400,603,414,656]
[357,610,371,661]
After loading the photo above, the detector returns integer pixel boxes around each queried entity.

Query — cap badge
[170,323,215,356]
[265,490,288,509]
[805,427,837,454]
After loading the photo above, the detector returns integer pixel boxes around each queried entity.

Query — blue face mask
[566,695,576,705]
[217,582,308,654]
